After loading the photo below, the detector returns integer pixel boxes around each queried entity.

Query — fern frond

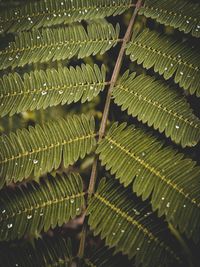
[0,172,84,241]
[0,22,120,70]
[113,71,200,147]
[0,114,96,189]
[0,0,132,33]
[0,236,72,266]
[96,123,200,243]
[87,179,182,267]
[84,246,133,267]
[0,64,106,117]
[139,0,200,38]
[126,29,200,96]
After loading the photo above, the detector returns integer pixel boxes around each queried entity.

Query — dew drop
[175,125,180,129]
[166,202,170,208]
[33,159,38,164]
[27,214,32,220]
[7,223,13,229]
[70,199,75,204]
[59,90,63,94]
[42,91,47,96]
[2,209,6,214]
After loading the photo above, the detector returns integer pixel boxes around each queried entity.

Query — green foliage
[0,0,132,33]
[0,114,96,188]
[113,71,200,147]
[0,64,106,117]
[0,22,120,70]
[87,178,182,267]
[96,122,200,243]
[126,29,200,96]
[0,0,200,266]
[0,236,72,266]
[139,0,200,38]
[0,172,84,241]
[84,246,134,267]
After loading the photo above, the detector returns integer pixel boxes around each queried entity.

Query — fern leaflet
[139,0,200,38]
[0,64,106,117]
[0,172,85,241]
[96,122,200,243]
[0,114,96,189]
[0,22,120,70]
[0,0,132,33]
[113,71,200,147]
[87,179,182,267]
[126,29,200,96]
[0,236,72,266]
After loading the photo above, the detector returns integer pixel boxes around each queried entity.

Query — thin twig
[88,0,143,195]
[77,0,143,260]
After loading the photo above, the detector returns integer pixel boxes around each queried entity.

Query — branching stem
[78,0,143,260]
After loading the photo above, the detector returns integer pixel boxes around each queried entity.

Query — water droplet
[186,20,190,24]
[112,232,116,236]
[175,125,180,129]
[27,214,32,220]
[2,209,6,214]
[183,204,186,208]
[161,197,165,200]
[70,199,75,204]
[121,229,125,233]
[59,90,63,94]
[180,71,183,75]
[7,223,13,229]
[166,202,170,208]
[33,159,38,164]
[110,145,113,149]
[136,247,140,251]
[42,91,47,96]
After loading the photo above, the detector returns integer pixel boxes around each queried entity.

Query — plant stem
[88,0,143,195]
[77,0,143,260]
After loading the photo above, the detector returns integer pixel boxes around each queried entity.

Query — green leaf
[87,179,182,267]
[84,246,134,267]
[126,29,200,96]
[113,71,200,147]
[0,236,72,266]
[0,64,106,117]
[0,0,133,33]
[0,172,85,241]
[96,123,200,243]
[0,22,120,70]
[0,114,96,189]
[139,0,200,38]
